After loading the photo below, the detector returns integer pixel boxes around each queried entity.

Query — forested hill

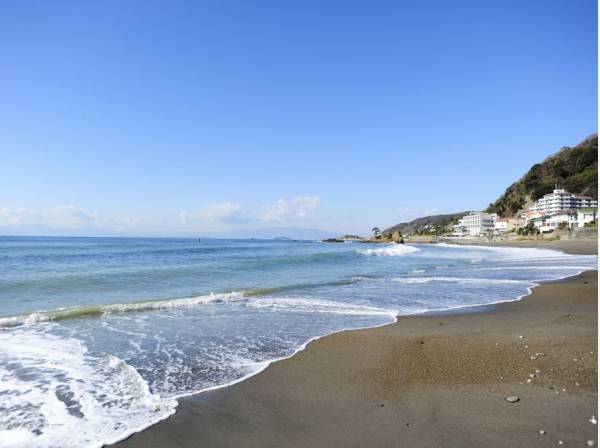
[382,212,469,236]
[486,134,598,217]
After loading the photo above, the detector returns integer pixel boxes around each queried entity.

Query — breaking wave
[0,327,177,448]
[0,292,246,328]
[358,244,420,256]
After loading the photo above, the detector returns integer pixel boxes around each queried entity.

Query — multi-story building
[528,189,597,218]
[453,212,496,236]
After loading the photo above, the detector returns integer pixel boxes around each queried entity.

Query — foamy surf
[392,276,533,285]
[0,326,177,448]
[358,243,420,256]
[246,297,398,317]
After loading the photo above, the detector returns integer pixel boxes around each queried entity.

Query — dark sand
[115,240,597,448]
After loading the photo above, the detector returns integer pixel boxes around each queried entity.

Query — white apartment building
[494,218,518,233]
[528,189,597,217]
[453,212,496,236]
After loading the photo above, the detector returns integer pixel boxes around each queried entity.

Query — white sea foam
[358,244,420,256]
[475,266,596,271]
[436,242,590,261]
[0,326,177,448]
[391,276,532,285]
[246,297,397,317]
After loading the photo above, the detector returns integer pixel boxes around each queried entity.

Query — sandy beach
[115,240,597,448]
[439,238,598,256]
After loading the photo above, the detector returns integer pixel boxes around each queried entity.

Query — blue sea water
[0,236,596,447]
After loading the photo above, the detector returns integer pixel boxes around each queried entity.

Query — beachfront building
[531,208,597,232]
[528,189,597,218]
[531,214,573,233]
[452,212,496,236]
[494,218,518,234]
[577,208,597,227]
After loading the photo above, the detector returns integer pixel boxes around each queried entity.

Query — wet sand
[440,238,597,256]
[115,241,597,448]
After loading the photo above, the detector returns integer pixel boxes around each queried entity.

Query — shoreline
[114,240,598,448]
[433,237,598,255]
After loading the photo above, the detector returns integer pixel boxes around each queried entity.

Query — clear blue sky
[0,0,597,237]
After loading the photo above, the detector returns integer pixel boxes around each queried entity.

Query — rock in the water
[506,396,519,403]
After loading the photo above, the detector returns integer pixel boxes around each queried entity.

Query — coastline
[115,240,598,448]
[434,237,598,256]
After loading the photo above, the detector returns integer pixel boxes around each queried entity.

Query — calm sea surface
[0,236,596,447]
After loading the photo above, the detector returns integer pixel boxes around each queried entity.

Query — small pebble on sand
[589,416,597,425]
[558,441,563,445]
[505,396,519,403]
[538,430,545,435]
[587,441,595,447]
[530,356,537,360]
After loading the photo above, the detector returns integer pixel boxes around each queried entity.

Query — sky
[0,0,597,238]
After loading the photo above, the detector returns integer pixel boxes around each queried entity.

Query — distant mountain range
[382,134,598,234]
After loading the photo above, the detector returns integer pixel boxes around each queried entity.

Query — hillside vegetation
[382,212,469,236]
[486,134,598,217]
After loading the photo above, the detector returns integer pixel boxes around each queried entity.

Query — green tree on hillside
[372,227,381,239]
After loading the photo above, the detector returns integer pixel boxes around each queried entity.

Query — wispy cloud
[0,205,135,231]
[179,202,252,224]
[179,196,321,226]
[0,196,323,235]
[259,196,320,222]
[0,208,44,226]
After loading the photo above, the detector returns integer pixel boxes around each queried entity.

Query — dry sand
[115,240,598,448]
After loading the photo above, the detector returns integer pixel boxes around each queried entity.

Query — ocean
[0,236,596,448]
